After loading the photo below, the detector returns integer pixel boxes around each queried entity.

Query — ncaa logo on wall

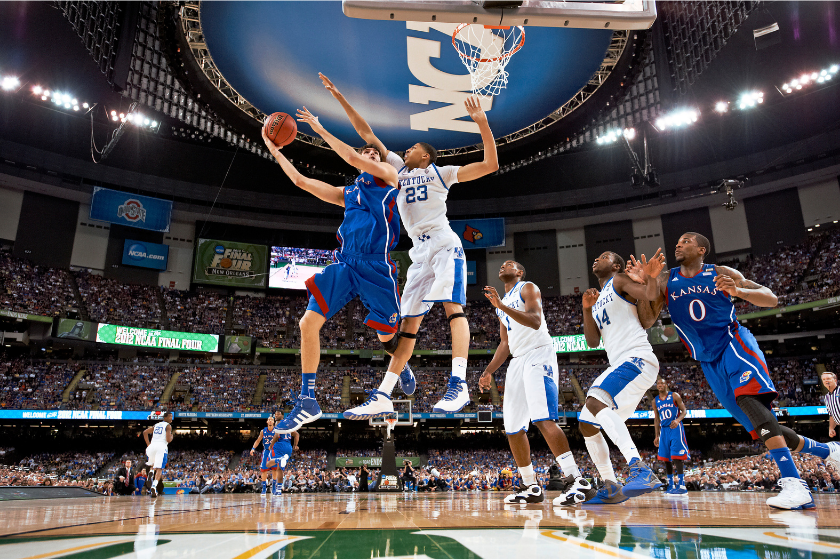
[117,199,147,222]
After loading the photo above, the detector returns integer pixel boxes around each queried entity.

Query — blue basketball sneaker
[399,364,416,396]
[668,486,688,495]
[432,377,470,413]
[622,458,664,498]
[585,481,629,504]
[274,396,322,433]
[343,390,394,420]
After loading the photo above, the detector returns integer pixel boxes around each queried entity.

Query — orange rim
[452,23,525,63]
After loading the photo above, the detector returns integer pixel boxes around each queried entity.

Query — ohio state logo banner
[90,187,172,232]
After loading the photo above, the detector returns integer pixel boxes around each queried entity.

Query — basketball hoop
[384,417,398,440]
[452,24,525,97]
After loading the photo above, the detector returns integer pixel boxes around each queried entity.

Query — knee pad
[447,312,467,322]
[381,335,399,354]
[397,331,417,340]
[736,395,781,442]
[579,407,599,429]
[779,425,802,450]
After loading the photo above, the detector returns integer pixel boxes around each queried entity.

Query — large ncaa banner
[96,324,219,352]
[193,239,268,288]
[122,239,169,271]
[450,218,505,249]
[89,187,172,232]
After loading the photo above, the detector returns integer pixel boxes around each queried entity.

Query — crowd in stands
[686,452,840,493]
[69,364,169,410]
[18,451,113,480]
[75,270,162,327]
[169,367,260,412]
[162,289,228,334]
[0,360,79,409]
[0,249,77,317]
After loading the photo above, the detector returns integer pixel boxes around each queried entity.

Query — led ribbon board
[96,324,219,352]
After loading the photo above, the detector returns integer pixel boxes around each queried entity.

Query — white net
[452,24,525,97]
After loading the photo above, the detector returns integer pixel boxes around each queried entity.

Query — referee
[822,371,840,438]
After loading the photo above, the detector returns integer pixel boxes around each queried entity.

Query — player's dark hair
[513,261,526,280]
[359,143,382,159]
[657,377,667,385]
[417,142,438,164]
[686,232,711,258]
[163,411,172,420]
[609,252,625,271]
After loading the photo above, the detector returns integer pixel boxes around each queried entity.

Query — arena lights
[1,76,20,91]
[738,91,764,109]
[714,101,729,113]
[780,64,838,95]
[596,128,635,145]
[124,112,158,129]
[655,109,699,131]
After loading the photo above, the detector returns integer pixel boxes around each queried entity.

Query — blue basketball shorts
[700,326,777,439]
[305,252,400,335]
[260,450,275,472]
[270,443,293,471]
[657,424,690,462]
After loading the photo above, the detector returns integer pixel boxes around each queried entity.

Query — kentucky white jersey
[386,152,460,240]
[592,277,655,366]
[496,281,552,357]
[150,421,169,446]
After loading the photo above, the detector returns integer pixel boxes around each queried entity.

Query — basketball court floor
[1,492,838,558]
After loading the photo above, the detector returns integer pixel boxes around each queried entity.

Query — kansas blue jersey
[273,431,292,450]
[666,264,738,362]
[337,172,400,258]
[655,392,679,425]
[261,427,275,453]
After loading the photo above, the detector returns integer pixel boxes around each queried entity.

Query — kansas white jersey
[150,421,169,446]
[386,152,460,240]
[496,281,552,357]
[592,277,655,366]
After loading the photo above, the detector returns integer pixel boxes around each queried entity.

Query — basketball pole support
[375,419,401,492]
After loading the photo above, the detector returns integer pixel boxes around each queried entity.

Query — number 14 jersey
[592,277,655,367]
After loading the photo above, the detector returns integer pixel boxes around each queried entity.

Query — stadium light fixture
[32,85,42,95]
[82,102,89,109]
[737,91,763,109]
[780,64,837,95]
[714,101,729,113]
[1,76,20,91]
[655,109,699,131]
[596,128,635,145]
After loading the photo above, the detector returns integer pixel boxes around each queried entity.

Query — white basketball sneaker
[343,390,394,420]
[432,377,470,413]
[504,483,544,504]
[766,477,815,510]
[824,441,840,472]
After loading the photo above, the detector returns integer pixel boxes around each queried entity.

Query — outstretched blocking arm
[296,107,398,188]
[636,294,665,329]
[262,128,345,207]
[319,73,389,159]
[479,319,510,392]
[457,97,499,183]
[714,265,778,308]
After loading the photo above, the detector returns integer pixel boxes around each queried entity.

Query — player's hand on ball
[261,127,278,150]
[319,73,342,99]
[479,371,492,392]
[465,96,487,124]
[483,286,502,308]
[582,289,600,309]
[296,106,325,134]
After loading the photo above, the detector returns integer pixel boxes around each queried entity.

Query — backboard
[368,399,413,427]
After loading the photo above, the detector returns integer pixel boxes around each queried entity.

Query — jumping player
[319,73,498,418]
[627,232,840,509]
[481,261,595,505]
[251,416,281,496]
[261,107,404,433]
[653,378,690,495]
[142,411,172,498]
[578,251,664,504]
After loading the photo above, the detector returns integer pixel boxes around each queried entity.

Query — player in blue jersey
[628,232,840,510]
[653,378,689,495]
[265,410,299,496]
[262,107,405,433]
[250,416,280,496]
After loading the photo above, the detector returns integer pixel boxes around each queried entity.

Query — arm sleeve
[386,152,405,170]
[438,165,461,188]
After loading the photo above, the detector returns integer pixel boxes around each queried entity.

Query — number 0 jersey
[666,264,738,362]
[496,281,552,357]
[592,277,655,366]
[655,392,679,424]
[386,152,460,241]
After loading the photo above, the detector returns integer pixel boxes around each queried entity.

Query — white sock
[556,451,581,478]
[518,464,537,486]
[378,371,400,396]
[452,357,467,381]
[594,408,641,465]
[584,432,617,483]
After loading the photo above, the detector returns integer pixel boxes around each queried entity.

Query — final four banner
[90,188,172,232]
[449,218,505,249]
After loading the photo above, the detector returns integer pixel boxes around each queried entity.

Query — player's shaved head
[685,232,710,257]
[608,252,625,271]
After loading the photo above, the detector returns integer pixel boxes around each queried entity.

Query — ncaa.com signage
[122,239,169,270]
[200,3,613,150]
[90,187,172,232]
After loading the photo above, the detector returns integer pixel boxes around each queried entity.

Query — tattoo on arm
[736,279,762,290]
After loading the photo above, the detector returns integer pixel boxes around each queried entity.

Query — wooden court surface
[1,492,839,558]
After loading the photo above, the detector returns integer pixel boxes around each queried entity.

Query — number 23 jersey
[666,264,738,363]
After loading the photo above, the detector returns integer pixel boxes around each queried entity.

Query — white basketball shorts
[401,228,467,318]
[503,345,560,434]
[146,443,169,470]
[584,354,659,423]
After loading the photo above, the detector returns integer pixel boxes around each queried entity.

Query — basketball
[263,112,297,147]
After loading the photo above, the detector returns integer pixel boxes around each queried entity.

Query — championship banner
[122,239,169,271]
[335,457,420,467]
[54,318,96,341]
[450,218,505,249]
[89,187,172,232]
[552,334,605,353]
[96,324,219,352]
[193,239,268,288]
[223,335,253,354]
